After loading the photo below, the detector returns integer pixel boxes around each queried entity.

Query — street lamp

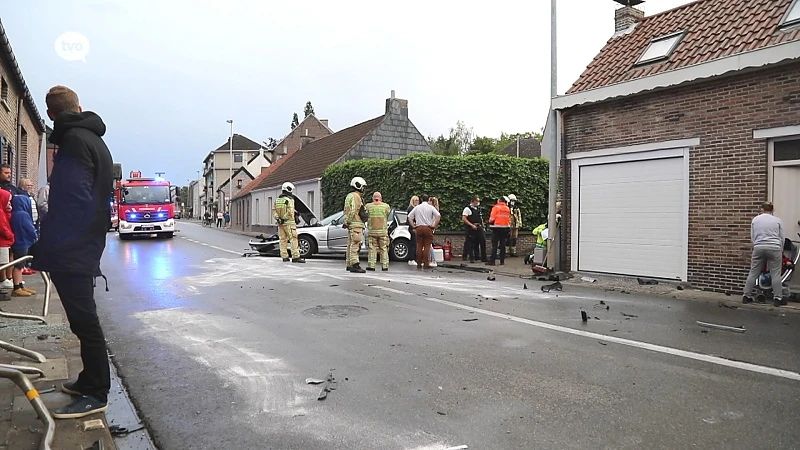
[226,119,233,214]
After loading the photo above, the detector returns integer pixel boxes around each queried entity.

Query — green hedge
[321,153,549,231]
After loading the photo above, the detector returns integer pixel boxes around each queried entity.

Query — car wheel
[297,235,316,258]
[391,238,410,261]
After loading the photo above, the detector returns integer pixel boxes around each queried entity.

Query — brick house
[0,18,45,187]
[231,91,432,233]
[552,0,800,293]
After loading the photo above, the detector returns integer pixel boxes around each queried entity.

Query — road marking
[365,284,414,296]
[419,296,800,382]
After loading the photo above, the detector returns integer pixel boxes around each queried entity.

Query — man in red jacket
[487,196,511,266]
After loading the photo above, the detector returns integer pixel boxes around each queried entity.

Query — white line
[365,284,414,296]
[421,297,800,382]
[320,273,348,281]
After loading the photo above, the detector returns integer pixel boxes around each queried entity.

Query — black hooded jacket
[31,111,113,276]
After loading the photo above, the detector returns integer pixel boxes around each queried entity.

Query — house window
[1,77,7,104]
[307,191,315,214]
[636,31,684,65]
[782,0,800,27]
[233,152,243,163]
[237,178,243,188]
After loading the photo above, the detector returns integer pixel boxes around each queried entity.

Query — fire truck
[115,170,177,240]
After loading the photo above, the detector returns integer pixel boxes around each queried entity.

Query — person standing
[9,195,37,297]
[0,190,14,295]
[364,191,391,272]
[216,210,224,228]
[487,196,511,266]
[36,182,50,221]
[506,194,522,257]
[0,165,24,285]
[344,176,368,273]
[407,194,441,269]
[406,195,419,264]
[461,196,486,263]
[272,182,305,263]
[742,202,786,307]
[31,85,114,418]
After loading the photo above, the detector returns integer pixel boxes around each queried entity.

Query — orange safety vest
[490,203,511,227]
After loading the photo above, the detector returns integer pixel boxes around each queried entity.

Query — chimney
[320,119,329,128]
[615,3,644,33]
[300,128,315,149]
[385,90,409,118]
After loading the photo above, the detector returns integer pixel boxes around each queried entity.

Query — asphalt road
[96,221,800,450]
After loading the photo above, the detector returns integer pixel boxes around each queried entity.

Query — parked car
[247,197,411,260]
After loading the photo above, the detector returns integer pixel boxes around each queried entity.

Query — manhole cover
[302,305,369,318]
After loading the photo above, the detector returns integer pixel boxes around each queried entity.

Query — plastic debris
[444,446,469,450]
[317,373,338,400]
[305,378,325,385]
[696,321,745,333]
[541,281,562,293]
[620,312,638,318]
[581,311,588,322]
[523,283,528,289]
[462,318,478,322]
[581,276,597,283]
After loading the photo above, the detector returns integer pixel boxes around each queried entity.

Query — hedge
[321,153,549,231]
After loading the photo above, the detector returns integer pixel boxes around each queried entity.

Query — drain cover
[302,305,369,318]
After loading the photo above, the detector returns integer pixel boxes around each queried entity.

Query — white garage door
[578,156,686,280]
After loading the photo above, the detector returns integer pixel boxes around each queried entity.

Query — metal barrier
[0,255,56,450]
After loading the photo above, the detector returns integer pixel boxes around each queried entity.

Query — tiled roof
[567,0,800,94]
[232,150,294,200]
[247,116,384,192]
[215,134,263,151]
[497,138,542,158]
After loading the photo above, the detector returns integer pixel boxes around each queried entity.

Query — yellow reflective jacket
[344,191,364,228]
[365,201,390,236]
[273,195,295,224]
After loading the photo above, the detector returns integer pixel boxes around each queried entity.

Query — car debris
[719,302,738,309]
[620,312,638,318]
[581,276,597,283]
[317,373,338,400]
[444,446,469,450]
[487,275,496,281]
[541,281,563,293]
[581,311,589,322]
[462,318,479,322]
[306,378,325,385]
[696,321,746,333]
[523,283,528,289]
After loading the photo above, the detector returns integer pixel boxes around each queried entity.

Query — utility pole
[546,0,559,271]
[226,119,234,214]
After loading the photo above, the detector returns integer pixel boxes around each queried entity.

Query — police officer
[507,193,523,257]
[364,191,391,271]
[273,182,305,263]
[461,196,487,263]
[344,176,368,273]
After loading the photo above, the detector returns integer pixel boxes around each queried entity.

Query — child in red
[0,189,14,294]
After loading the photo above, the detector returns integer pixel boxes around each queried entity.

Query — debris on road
[487,275,496,281]
[719,302,738,309]
[598,342,607,346]
[462,318,479,322]
[637,278,659,285]
[581,311,588,322]
[541,281,563,293]
[37,385,55,394]
[437,411,447,415]
[620,312,638,318]
[109,424,145,436]
[317,373,338,400]
[696,321,746,333]
[581,276,597,283]
[306,378,325,385]
[444,446,469,450]
[523,283,528,289]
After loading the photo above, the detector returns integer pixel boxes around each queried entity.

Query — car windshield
[121,185,171,205]
[319,211,344,226]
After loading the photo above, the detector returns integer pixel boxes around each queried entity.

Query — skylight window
[636,31,684,65]
[782,0,800,27]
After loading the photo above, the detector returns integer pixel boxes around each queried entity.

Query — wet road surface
[96,221,800,450]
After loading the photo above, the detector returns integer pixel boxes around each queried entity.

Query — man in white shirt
[407,194,441,269]
[743,202,786,306]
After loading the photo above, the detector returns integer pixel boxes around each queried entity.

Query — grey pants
[743,245,787,298]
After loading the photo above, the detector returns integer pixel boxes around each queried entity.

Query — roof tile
[567,0,800,95]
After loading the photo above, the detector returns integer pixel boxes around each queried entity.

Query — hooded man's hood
[11,195,31,215]
[50,111,106,144]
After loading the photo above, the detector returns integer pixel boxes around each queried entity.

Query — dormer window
[782,0,800,28]
[636,31,684,65]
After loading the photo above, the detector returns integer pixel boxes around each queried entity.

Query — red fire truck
[115,171,176,240]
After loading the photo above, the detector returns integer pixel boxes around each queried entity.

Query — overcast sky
[5,0,689,186]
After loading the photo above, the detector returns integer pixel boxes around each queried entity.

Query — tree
[467,136,498,155]
[428,120,474,156]
[263,137,278,151]
[179,186,188,206]
[304,101,315,117]
[291,113,299,130]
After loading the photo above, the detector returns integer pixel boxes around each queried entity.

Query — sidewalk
[0,274,117,450]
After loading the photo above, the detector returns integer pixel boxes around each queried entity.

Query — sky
[4,0,690,187]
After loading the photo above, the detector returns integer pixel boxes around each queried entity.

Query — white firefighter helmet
[281,182,295,193]
[502,195,510,203]
[350,176,367,191]
[508,194,517,202]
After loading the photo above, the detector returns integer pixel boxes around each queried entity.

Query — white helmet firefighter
[273,181,305,263]
[344,176,368,273]
[281,182,295,194]
[507,193,523,257]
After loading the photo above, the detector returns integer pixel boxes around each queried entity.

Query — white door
[577,156,686,280]
[772,166,800,242]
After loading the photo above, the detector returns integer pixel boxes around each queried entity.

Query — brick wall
[562,61,800,293]
[431,231,538,258]
[0,59,43,188]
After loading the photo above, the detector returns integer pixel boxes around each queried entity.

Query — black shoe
[61,380,85,396]
[774,297,787,307]
[499,261,505,265]
[349,264,366,273]
[366,267,376,271]
[742,296,753,304]
[292,258,306,263]
[469,259,475,263]
[282,258,290,262]
[382,267,389,271]
[52,395,107,419]
[485,261,495,266]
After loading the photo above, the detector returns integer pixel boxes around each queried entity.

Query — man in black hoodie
[31,85,113,419]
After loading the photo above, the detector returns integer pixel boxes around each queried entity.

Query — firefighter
[273,182,305,263]
[344,176,368,273]
[507,193,523,256]
[364,191,391,271]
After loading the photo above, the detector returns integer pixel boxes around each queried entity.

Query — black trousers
[408,229,417,261]
[50,272,110,403]
[463,227,487,261]
[490,227,510,263]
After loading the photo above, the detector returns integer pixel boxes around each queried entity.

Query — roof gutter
[553,39,800,111]
[0,18,45,134]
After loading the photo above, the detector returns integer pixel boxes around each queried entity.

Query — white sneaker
[1,279,13,289]
[429,261,438,267]
[408,260,417,266]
